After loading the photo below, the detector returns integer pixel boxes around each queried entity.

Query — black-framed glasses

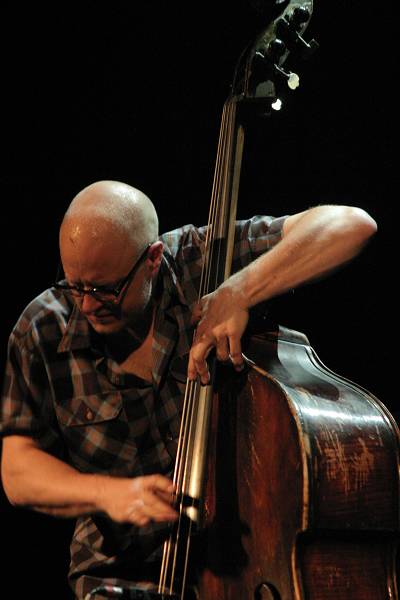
[54,242,153,304]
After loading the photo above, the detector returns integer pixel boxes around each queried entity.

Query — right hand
[97,474,177,527]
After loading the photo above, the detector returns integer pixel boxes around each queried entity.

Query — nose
[79,292,104,314]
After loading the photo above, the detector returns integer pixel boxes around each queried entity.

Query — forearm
[1,436,177,525]
[1,437,103,518]
[188,205,377,383]
[32,503,96,518]
[236,205,377,307]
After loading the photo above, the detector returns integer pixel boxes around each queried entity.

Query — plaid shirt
[0,216,286,598]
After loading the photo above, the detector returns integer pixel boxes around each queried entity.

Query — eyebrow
[65,274,122,289]
[61,242,152,291]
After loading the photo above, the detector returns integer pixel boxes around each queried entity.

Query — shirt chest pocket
[54,391,135,474]
[55,391,123,427]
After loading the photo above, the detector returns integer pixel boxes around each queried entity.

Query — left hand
[188,283,249,384]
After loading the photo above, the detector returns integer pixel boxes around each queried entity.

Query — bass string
[199,99,232,297]
[158,381,198,594]
[158,99,237,597]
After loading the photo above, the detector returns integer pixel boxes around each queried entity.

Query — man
[0,180,376,597]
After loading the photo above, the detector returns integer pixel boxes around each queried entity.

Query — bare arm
[188,205,377,383]
[1,435,177,526]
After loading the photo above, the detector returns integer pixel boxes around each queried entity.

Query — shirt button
[86,409,94,421]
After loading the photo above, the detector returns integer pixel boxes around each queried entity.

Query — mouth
[88,312,116,324]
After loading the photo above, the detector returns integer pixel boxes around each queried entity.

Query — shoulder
[9,288,73,353]
[232,216,288,269]
[160,217,288,256]
[159,226,207,301]
[160,224,207,260]
[235,215,288,242]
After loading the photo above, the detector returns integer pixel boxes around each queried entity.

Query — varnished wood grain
[194,325,400,599]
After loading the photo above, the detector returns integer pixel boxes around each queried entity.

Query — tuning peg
[290,6,311,30]
[276,16,319,59]
[287,71,300,90]
[255,38,285,66]
[254,36,300,91]
[300,37,319,58]
[274,64,300,90]
[266,37,286,60]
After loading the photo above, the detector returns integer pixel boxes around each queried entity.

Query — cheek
[121,278,152,315]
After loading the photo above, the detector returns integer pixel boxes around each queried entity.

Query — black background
[0,1,396,597]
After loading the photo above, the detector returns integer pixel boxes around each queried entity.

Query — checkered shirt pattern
[0,216,286,598]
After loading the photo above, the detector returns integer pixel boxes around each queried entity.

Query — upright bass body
[197,324,400,599]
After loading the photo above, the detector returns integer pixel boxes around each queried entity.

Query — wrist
[89,473,110,512]
[223,268,254,311]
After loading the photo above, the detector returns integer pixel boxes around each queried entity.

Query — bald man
[0,180,377,597]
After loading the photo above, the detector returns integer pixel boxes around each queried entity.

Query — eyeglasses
[54,243,153,304]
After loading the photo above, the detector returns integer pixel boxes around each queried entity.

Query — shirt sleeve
[0,331,65,457]
[160,216,288,304]
[231,215,288,272]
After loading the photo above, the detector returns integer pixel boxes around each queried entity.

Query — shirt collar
[57,303,92,353]
[159,251,188,311]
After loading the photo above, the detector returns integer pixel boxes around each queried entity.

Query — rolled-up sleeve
[1,332,65,456]
[232,215,288,272]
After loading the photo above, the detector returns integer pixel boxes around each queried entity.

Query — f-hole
[254,582,281,600]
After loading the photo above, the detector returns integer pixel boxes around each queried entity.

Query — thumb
[190,301,203,325]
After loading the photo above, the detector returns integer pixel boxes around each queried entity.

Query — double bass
[158,2,400,598]
[97,2,400,598]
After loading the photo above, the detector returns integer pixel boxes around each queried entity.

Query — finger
[145,476,177,511]
[192,358,210,385]
[136,515,151,527]
[142,491,178,522]
[126,476,177,523]
[228,336,244,371]
[146,474,174,494]
[215,336,230,362]
[188,342,211,384]
[126,497,175,526]
[156,489,177,505]
[125,499,150,526]
[191,350,211,384]
[188,350,198,381]
[190,301,203,325]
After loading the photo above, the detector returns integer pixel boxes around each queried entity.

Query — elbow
[1,472,20,507]
[331,205,377,247]
[1,452,28,508]
[347,206,377,242]
[1,476,33,509]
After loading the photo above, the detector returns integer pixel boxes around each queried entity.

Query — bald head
[58,181,163,334]
[60,180,159,259]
